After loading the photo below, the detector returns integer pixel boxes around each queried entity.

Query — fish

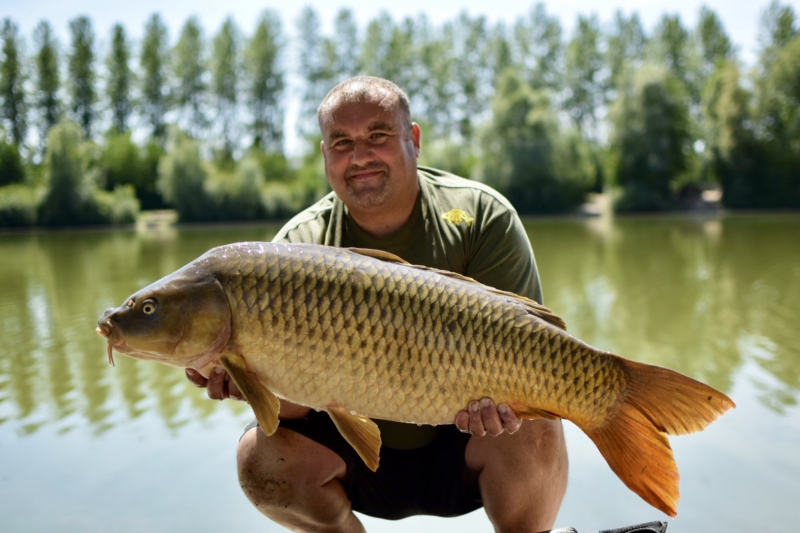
[96,241,734,517]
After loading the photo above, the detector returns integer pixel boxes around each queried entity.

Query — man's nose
[350,138,374,164]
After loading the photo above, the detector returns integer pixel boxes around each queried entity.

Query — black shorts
[243,410,482,520]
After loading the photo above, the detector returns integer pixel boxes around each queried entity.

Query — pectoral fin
[327,407,382,471]
[220,353,280,436]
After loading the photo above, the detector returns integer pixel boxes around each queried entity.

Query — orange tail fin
[584,357,735,517]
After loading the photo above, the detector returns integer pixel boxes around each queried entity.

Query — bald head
[317,76,412,134]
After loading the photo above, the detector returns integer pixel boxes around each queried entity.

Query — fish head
[96,269,231,369]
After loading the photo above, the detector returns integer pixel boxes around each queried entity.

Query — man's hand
[455,398,522,436]
[186,367,245,401]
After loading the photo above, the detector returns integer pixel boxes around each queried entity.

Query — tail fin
[584,357,735,517]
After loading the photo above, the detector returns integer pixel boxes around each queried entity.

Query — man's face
[320,94,421,213]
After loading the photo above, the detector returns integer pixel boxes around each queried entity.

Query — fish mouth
[96,312,125,367]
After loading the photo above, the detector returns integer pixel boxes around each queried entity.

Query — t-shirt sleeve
[465,204,544,304]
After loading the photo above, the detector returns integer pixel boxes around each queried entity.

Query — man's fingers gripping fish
[96,242,735,517]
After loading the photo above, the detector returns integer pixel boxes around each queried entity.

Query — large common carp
[96,242,734,517]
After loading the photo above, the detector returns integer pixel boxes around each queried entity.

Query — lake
[1,213,798,532]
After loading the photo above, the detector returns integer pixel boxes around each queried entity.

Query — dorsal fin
[345,247,566,331]
[347,247,410,264]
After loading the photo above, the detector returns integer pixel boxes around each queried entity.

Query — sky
[5,0,797,63]
[2,0,798,153]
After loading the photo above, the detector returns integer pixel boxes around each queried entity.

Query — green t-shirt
[273,166,543,448]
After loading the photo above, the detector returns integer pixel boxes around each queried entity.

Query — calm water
[1,215,798,532]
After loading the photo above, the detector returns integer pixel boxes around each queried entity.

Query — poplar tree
[244,10,284,152]
[106,23,133,133]
[172,16,207,138]
[604,11,647,101]
[333,9,360,79]
[296,7,328,138]
[695,6,735,84]
[0,19,27,147]
[33,21,60,146]
[511,3,564,92]
[210,17,240,158]
[140,14,170,141]
[67,16,97,139]
[564,15,603,136]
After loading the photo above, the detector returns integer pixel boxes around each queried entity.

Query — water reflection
[0,225,279,435]
[0,215,798,435]
[531,214,800,412]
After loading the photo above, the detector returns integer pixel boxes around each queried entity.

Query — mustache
[345,162,387,179]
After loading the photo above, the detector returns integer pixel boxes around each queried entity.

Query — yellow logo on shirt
[442,209,474,227]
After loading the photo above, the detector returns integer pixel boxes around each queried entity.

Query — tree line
[0,2,798,227]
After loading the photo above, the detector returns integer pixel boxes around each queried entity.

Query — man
[187,76,568,532]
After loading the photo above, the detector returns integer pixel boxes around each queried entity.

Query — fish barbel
[96,242,734,517]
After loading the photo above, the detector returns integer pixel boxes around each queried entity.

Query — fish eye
[142,299,157,315]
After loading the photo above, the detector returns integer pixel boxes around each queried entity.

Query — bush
[93,185,140,224]
[157,133,213,222]
[0,184,38,227]
[38,120,140,226]
[476,70,592,214]
[0,141,25,186]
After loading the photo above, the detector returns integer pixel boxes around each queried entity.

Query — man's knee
[236,426,354,529]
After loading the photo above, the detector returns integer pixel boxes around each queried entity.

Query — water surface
[0,215,798,532]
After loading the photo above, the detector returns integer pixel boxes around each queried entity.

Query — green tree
[449,12,493,139]
[38,120,95,225]
[0,19,27,147]
[610,66,692,211]
[755,35,800,207]
[650,14,697,104]
[140,14,170,141]
[67,16,97,139]
[32,21,61,148]
[244,10,284,152]
[0,138,24,185]
[564,15,603,137]
[702,62,764,208]
[296,7,329,139]
[418,16,457,137]
[604,11,647,101]
[478,70,591,214]
[210,17,240,159]
[757,1,797,73]
[511,3,564,91]
[333,9,361,78]
[157,131,211,221]
[695,6,735,85]
[172,17,207,138]
[361,14,420,100]
[106,23,133,133]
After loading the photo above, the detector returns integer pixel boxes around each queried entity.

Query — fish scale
[97,241,735,517]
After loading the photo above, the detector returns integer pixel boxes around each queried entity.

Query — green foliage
[1,19,27,147]
[477,70,591,214]
[157,132,211,221]
[67,16,97,139]
[0,183,37,227]
[702,62,764,208]
[610,66,693,211]
[96,131,168,210]
[173,17,207,137]
[244,11,284,152]
[211,18,240,158]
[0,139,24,185]
[565,15,603,136]
[106,24,133,133]
[140,14,170,140]
[33,21,61,146]
[38,120,139,226]
[752,34,800,208]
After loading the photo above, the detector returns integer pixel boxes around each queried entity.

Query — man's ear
[411,123,421,157]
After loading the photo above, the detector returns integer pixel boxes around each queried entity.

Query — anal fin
[327,407,382,471]
[220,353,280,436]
